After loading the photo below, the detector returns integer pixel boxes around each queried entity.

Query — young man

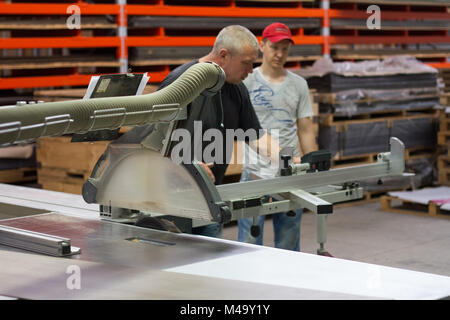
[238,23,317,251]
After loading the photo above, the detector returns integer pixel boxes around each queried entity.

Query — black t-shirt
[160,60,262,184]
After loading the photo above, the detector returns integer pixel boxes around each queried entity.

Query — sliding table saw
[0,62,449,300]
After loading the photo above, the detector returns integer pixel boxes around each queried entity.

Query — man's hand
[293,156,301,164]
[199,162,216,184]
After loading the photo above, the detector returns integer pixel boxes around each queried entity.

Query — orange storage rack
[328,1,450,66]
[0,1,123,90]
[0,0,448,93]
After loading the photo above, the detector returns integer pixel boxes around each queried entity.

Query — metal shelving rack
[125,0,326,82]
[0,0,125,90]
[327,0,450,68]
[0,0,448,92]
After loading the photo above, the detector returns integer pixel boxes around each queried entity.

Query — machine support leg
[317,214,333,257]
[251,216,260,238]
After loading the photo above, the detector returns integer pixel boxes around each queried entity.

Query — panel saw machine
[2,62,448,300]
[0,62,406,255]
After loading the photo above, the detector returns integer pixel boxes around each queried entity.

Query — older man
[158,25,281,237]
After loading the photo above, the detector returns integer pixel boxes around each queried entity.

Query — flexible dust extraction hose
[0,62,225,146]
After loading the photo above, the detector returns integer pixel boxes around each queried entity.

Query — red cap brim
[266,35,294,44]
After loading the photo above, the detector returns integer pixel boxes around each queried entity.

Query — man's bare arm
[297,117,317,157]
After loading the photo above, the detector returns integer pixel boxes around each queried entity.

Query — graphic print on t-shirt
[249,79,295,125]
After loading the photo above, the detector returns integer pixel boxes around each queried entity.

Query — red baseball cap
[262,22,294,44]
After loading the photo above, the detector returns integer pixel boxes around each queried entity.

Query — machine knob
[280,154,292,176]
[250,225,260,238]
[286,210,296,217]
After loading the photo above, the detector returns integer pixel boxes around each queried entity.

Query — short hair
[212,25,258,56]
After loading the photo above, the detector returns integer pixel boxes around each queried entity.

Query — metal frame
[0,225,80,257]
[217,138,404,202]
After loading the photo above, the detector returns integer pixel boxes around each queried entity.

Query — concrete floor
[223,201,450,277]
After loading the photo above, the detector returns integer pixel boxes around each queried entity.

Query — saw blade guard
[82,143,230,223]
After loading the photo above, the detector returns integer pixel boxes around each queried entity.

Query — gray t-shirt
[243,67,313,178]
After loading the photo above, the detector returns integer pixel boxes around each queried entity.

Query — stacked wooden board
[36,136,109,195]
[381,187,450,219]
[438,93,450,186]
[439,69,450,93]
[293,56,441,200]
[0,145,36,184]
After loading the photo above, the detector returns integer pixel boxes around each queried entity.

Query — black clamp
[301,150,331,173]
[279,147,295,176]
